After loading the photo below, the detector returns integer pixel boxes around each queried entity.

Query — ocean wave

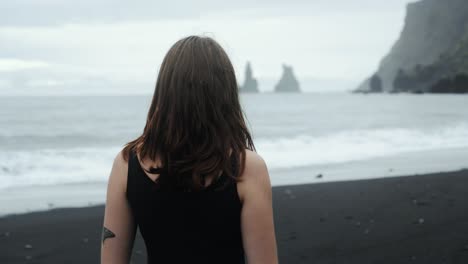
[0,147,120,189]
[1,123,468,189]
[257,123,468,169]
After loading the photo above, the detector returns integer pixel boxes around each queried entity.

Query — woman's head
[123,35,255,190]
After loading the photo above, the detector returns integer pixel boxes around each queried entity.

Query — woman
[101,35,278,264]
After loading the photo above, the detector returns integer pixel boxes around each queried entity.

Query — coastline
[1,169,468,263]
[2,146,468,217]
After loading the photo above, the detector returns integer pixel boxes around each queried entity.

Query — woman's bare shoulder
[240,150,269,180]
[107,150,129,192]
[237,150,271,202]
[113,150,129,173]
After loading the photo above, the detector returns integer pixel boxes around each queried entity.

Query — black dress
[126,150,245,264]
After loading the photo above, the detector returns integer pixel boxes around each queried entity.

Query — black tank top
[126,150,245,264]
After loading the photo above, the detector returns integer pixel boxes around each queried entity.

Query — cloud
[0,1,413,94]
[0,0,306,26]
[1,0,412,27]
[0,59,50,72]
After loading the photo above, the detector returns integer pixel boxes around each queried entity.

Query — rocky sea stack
[239,62,259,93]
[274,64,301,93]
[355,0,468,94]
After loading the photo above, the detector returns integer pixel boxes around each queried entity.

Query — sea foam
[1,122,468,189]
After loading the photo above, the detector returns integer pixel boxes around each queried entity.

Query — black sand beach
[1,169,468,264]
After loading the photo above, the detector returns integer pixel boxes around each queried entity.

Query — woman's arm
[239,151,279,264]
[101,151,136,264]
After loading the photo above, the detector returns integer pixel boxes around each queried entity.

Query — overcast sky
[0,0,415,95]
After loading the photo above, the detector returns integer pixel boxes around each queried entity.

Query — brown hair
[122,35,255,191]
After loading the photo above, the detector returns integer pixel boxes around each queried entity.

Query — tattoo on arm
[102,227,116,244]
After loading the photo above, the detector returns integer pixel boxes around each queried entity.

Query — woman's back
[126,149,245,263]
[100,36,278,264]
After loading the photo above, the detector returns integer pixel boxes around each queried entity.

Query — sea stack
[274,64,300,93]
[239,62,259,93]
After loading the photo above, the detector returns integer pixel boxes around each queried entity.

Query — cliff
[356,0,468,93]
[274,64,301,93]
[393,33,468,93]
[239,62,259,93]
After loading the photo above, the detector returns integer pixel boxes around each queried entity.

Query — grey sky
[0,0,415,95]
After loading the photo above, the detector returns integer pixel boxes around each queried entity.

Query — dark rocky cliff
[356,0,468,93]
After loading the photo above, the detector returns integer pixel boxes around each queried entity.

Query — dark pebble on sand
[412,199,430,206]
[289,231,297,240]
[316,174,323,179]
[283,189,296,199]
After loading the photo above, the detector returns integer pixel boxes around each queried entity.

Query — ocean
[1,92,468,215]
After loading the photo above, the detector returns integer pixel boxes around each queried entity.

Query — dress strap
[126,149,138,200]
